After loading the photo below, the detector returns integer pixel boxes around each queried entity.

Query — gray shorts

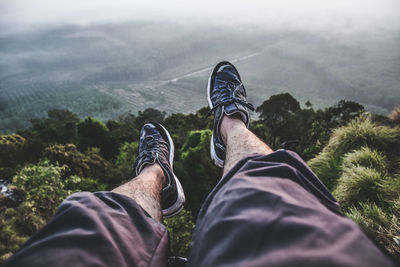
[5,150,396,267]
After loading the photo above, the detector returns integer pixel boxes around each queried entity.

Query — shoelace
[206,81,255,118]
[138,135,168,158]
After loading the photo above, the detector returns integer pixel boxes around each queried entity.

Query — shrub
[381,177,400,205]
[43,144,114,187]
[333,166,383,209]
[12,160,71,220]
[342,147,388,174]
[164,209,195,257]
[308,152,342,191]
[0,134,27,180]
[175,130,221,216]
[324,116,400,156]
[114,141,138,181]
[43,144,90,178]
[0,208,29,264]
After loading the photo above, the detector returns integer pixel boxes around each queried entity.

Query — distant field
[0,21,399,132]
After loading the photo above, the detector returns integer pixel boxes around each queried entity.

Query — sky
[1,0,399,34]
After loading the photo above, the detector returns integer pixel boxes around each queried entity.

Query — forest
[0,93,399,263]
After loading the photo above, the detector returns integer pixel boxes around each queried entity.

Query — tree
[163,209,195,257]
[106,113,139,144]
[174,130,221,216]
[29,109,79,144]
[77,117,118,159]
[255,93,300,148]
[0,134,26,180]
[135,108,166,126]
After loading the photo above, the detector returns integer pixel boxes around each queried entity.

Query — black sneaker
[206,61,255,167]
[133,122,185,218]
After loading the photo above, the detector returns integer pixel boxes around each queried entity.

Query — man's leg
[188,61,396,266]
[6,122,185,267]
[112,164,165,221]
[220,115,273,175]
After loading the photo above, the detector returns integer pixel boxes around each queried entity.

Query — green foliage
[175,130,221,216]
[0,160,107,263]
[113,141,138,182]
[64,175,107,192]
[43,144,90,178]
[342,147,388,175]
[135,108,166,126]
[43,144,113,187]
[0,134,26,180]
[1,95,399,261]
[333,166,383,209]
[0,162,68,262]
[324,115,400,156]
[77,117,118,159]
[163,110,211,150]
[253,95,364,160]
[0,207,29,264]
[346,203,400,259]
[255,93,300,148]
[309,114,400,259]
[107,113,139,144]
[29,109,79,145]
[256,93,300,122]
[12,160,71,220]
[164,209,195,257]
[308,152,342,190]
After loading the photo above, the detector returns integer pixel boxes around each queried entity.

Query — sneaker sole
[158,123,186,218]
[207,61,240,167]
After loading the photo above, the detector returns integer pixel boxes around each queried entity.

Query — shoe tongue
[144,124,156,130]
[217,71,239,84]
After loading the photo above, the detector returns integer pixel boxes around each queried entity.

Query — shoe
[133,122,185,218]
[206,61,255,167]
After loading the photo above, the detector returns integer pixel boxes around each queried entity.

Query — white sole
[210,134,224,168]
[158,124,186,218]
[207,64,229,167]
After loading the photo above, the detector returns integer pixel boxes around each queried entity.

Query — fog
[1,0,399,34]
[0,0,399,132]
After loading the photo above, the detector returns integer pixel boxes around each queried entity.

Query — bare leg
[112,164,166,221]
[220,116,274,176]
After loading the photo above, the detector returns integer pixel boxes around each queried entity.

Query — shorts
[5,150,396,267]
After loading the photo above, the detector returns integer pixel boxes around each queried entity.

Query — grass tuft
[308,152,342,191]
[342,147,388,174]
[324,116,400,156]
[333,166,383,209]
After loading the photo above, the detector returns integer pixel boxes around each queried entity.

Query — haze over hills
[0,18,399,132]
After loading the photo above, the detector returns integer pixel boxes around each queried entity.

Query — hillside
[1,21,399,132]
[0,94,399,263]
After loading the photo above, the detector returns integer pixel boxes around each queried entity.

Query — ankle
[140,164,166,186]
[220,115,247,145]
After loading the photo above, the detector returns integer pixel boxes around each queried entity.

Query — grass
[333,166,383,209]
[308,115,400,260]
[342,147,388,176]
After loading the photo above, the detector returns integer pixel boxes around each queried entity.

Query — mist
[1,0,399,34]
[0,0,399,132]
